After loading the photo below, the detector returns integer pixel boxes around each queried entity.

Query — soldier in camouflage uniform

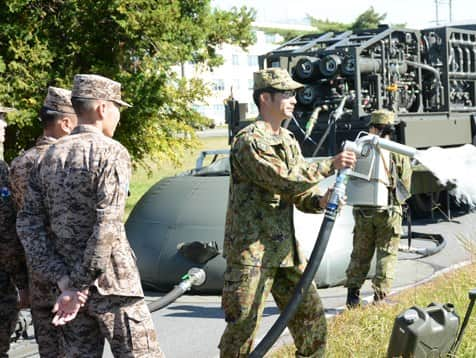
[0,106,29,358]
[10,87,77,357]
[345,109,412,307]
[17,74,164,357]
[219,68,356,358]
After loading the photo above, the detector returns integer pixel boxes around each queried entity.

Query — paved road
[10,211,476,357]
[196,127,228,138]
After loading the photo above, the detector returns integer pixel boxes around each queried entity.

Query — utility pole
[449,0,453,23]
[434,0,454,26]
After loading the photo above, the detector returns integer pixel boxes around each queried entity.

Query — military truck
[253,24,476,153]
[227,24,476,217]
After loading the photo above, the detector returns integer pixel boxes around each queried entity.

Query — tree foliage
[247,7,389,48]
[0,0,255,167]
[307,7,387,34]
[307,17,349,33]
[351,6,387,31]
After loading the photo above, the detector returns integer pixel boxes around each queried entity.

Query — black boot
[346,288,361,308]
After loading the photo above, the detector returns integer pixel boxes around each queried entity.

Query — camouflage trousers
[0,274,18,358]
[219,264,327,358]
[345,206,402,296]
[29,269,64,358]
[31,306,64,358]
[59,288,164,357]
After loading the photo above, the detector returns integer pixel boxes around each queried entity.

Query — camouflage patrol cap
[253,68,304,91]
[0,105,15,124]
[72,74,132,107]
[0,106,15,114]
[370,109,396,125]
[43,87,75,114]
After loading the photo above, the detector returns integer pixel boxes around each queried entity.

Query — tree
[307,16,350,33]
[307,7,387,34]
[352,7,387,31]
[0,1,255,167]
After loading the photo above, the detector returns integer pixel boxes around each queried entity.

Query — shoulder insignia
[0,186,11,198]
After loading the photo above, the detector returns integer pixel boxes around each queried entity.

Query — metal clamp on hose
[147,268,206,313]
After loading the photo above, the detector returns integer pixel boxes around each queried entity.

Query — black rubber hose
[399,232,446,258]
[148,285,187,313]
[147,268,206,313]
[249,215,336,357]
[406,205,412,249]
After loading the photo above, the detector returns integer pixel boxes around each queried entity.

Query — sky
[211,0,476,30]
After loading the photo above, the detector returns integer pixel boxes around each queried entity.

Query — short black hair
[253,88,278,110]
[39,107,64,129]
[71,97,97,117]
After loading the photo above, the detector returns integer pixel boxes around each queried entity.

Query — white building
[182,22,314,125]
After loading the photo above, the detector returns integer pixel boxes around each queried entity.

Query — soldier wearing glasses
[219,68,356,357]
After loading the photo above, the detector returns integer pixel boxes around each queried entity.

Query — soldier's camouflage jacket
[223,120,333,268]
[389,152,412,206]
[0,160,28,289]
[10,136,57,211]
[17,125,143,297]
[10,136,59,307]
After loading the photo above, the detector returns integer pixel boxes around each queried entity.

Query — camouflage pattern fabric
[0,107,14,114]
[17,124,162,355]
[253,68,304,91]
[370,109,396,125]
[10,136,56,211]
[31,306,64,358]
[0,160,27,357]
[219,264,326,358]
[0,161,27,287]
[72,74,131,107]
[345,152,412,295]
[17,125,143,296]
[42,87,75,114]
[0,284,18,358]
[10,135,63,357]
[220,120,332,357]
[224,120,333,268]
[59,288,163,357]
[345,206,402,294]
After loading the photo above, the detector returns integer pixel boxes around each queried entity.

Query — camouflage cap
[72,74,132,107]
[0,105,14,125]
[253,68,304,91]
[0,106,15,114]
[370,109,396,125]
[43,86,75,114]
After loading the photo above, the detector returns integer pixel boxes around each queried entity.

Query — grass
[126,135,229,218]
[270,263,476,358]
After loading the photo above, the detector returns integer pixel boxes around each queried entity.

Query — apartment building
[183,22,314,125]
